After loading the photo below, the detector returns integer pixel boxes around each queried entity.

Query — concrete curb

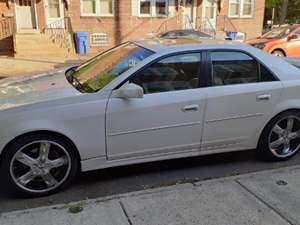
[2,164,300,217]
[0,67,69,87]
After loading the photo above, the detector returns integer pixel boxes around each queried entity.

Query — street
[1,149,300,213]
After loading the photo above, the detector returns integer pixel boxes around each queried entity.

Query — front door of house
[16,0,36,29]
[182,0,196,29]
[202,0,217,30]
[44,0,64,28]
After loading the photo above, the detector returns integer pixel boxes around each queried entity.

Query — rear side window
[211,51,276,86]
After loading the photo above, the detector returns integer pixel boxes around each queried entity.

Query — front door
[44,0,64,28]
[202,0,217,31]
[182,0,196,29]
[202,51,282,152]
[106,53,205,160]
[15,0,36,29]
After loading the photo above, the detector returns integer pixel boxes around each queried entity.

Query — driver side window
[130,53,201,94]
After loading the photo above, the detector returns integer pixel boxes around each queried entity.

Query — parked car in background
[1,39,300,197]
[158,30,212,39]
[247,24,300,57]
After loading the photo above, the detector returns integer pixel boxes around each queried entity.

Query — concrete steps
[14,30,75,61]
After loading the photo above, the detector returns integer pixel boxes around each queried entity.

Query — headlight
[253,43,266,49]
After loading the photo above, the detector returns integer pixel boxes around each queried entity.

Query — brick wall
[0,36,13,55]
[36,0,46,30]
[65,0,181,54]
[0,0,14,18]
[0,0,15,56]
[216,0,265,40]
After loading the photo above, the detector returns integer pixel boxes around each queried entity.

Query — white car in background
[1,38,300,197]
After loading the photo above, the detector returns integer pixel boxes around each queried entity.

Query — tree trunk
[280,0,289,25]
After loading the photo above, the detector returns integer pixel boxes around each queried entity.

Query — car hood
[0,73,80,111]
[247,38,274,45]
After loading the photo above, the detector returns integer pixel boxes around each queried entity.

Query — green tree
[265,0,300,24]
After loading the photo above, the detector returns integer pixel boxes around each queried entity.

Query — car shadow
[1,149,299,213]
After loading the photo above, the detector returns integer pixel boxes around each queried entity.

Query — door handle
[257,94,271,101]
[182,104,199,112]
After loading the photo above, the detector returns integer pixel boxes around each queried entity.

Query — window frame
[138,0,168,17]
[206,49,279,87]
[115,51,207,92]
[80,0,114,17]
[228,0,254,18]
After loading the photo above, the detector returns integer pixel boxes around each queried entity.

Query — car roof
[129,37,300,83]
[162,29,196,33]
[133,37,249,53]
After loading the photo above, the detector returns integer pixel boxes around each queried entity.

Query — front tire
[1,134,79,197]
[271,50,285,57]
[257,111,300,161]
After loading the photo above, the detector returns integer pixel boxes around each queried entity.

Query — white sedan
[1,38,300,196]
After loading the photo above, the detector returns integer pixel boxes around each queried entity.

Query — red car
[247,24,300,57]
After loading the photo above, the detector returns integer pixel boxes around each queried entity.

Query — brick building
[0,0,265,59]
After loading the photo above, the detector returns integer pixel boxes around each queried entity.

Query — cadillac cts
[1,38,300,196]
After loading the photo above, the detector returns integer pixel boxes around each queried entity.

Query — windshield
[262,27,290,39]
[69,42,154,93]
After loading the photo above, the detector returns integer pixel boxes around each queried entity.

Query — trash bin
[226,31,238,40]
[75,32,88,54]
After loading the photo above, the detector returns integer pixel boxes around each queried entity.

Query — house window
[91,33,108,46]
[156,0,167,16]
[82,0,96,15]
[228,0,254,17]
[81,0,114,16]
[100,0,113,15]
[140,0,151,15]
[138,0,168,17]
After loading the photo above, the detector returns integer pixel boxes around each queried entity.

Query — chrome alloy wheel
[268,116,300,158]
[9,140,71,194]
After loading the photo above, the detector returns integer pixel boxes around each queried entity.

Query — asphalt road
[1,149,300,213]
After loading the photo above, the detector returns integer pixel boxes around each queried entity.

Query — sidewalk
[0,56,91,78]
[1,166,300,225]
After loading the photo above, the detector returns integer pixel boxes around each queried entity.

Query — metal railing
[156,17,176,34]
[220,15,237,32]
[182,14,194,30]
[43,17,74,52]
[200,17,216,38]
[0,17,16,40]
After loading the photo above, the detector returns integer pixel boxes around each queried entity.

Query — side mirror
[288,34,298,41]
[65,66,78,82]
[113,83,144,99]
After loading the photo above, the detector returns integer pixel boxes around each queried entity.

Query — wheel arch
[271,48,287,56]
[0,130,82,172]
[256,108,300,148]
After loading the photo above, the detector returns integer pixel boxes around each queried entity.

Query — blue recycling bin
[226,31,238,40]
[75,32,88,54]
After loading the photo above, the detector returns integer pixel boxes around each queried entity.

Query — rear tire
[0,134,79,197]
[257,111,300,161]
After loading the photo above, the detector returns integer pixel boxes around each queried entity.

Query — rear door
[201,50,283,152]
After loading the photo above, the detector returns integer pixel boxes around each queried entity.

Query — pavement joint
[235,179,296,225]
[119,200,133,225]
